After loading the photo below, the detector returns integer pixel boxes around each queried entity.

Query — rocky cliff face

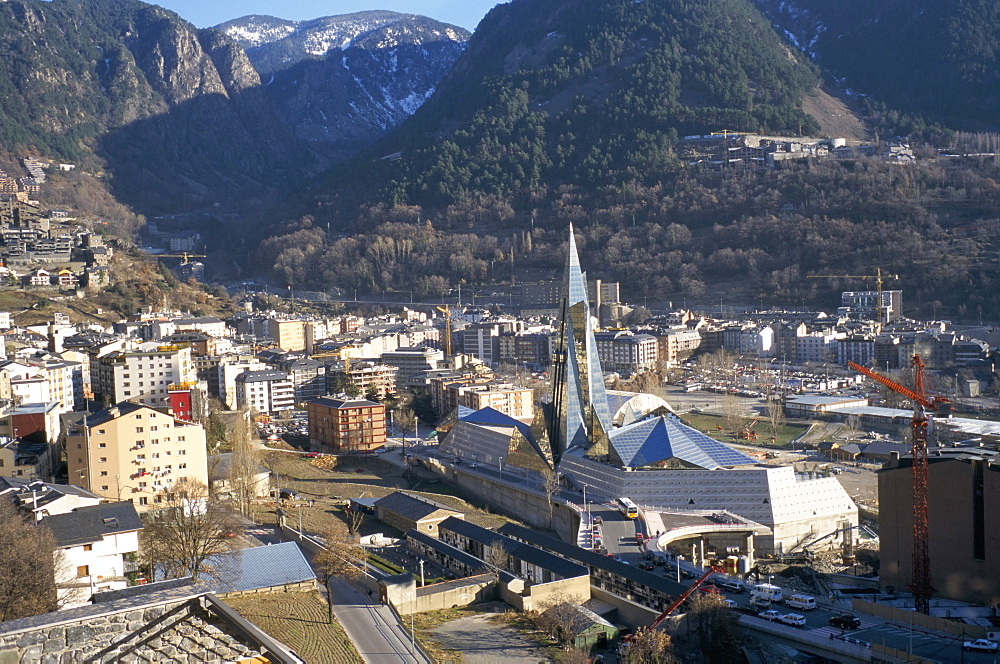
[0,0,313,214]
[218,12,469,157]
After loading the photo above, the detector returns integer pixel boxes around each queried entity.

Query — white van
[749,594,772,608]
[716,577,746,594]
[750,583,784,602]
[785,594,817,610]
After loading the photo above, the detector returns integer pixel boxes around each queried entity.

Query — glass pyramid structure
[548,224,613,460]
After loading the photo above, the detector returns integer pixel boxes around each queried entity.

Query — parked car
[779,613,807,627]
[637,562,656,571]
[963,639,999,652]
[828,615,862,630]
[758,610,782,622]
[722,599,738,609]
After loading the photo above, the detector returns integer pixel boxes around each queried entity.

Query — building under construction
[879,447,1000,608]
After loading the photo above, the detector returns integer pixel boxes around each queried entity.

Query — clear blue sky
[151,0,505,32]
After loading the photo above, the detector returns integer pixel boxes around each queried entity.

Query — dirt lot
[414,605,557,664]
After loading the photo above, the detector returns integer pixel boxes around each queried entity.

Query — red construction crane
[847,356,949,614]
[649,565,723,630]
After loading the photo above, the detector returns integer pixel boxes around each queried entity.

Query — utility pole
[419,560,425,587]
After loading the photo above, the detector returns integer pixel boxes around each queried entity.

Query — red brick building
[306,396,386,452]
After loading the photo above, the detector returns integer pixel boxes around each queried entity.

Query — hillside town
[0,224,994,662]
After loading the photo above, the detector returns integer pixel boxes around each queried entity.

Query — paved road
[327,578,429,664]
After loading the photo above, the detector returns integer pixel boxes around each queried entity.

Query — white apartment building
[595,330,658,375]
[43,501,142,607]
[218,358,268,409]
[234,370,295,414]
[794,331,845,364]
[0,360,48,404]
[91,345,196,409]
[172,316,228,338]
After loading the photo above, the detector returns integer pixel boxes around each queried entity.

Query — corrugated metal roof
[205,542,315,593]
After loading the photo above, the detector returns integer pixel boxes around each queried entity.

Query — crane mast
[847,356,948,614]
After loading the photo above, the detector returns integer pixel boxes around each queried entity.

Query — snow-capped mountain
[218,12,470,155]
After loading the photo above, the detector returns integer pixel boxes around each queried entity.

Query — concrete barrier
[852,599,988,639]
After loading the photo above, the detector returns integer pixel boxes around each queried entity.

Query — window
[76,444,82,449]
[83,544,92,552]
[150,426,157,431]
[138,497,147,506]
[98,443,106,448]
[178,449,186,456]
[135,414,142,420]
[100,485,109,491]
[99,471,108,477]
[139,482,147,488]
[177,436,185,442]
[76,565,89,578]
[99,457,107,463]
[179,463,187,469]
[98,429,105,434]
[135,427,144,433]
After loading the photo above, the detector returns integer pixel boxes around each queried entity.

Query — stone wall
[0,589,277,664]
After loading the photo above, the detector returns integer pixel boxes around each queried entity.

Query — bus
[616,497,639,518]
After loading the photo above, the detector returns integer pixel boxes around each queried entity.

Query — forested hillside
[255,0,1000,321]
[753,0,1000,131]
[0,0,313,213]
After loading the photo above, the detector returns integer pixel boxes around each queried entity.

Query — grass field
[224,591,362,663]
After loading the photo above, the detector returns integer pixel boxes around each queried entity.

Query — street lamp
[499,456,503,480]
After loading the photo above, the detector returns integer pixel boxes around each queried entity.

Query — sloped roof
[458,407,532,440]
[204,541,315,593]
[42,501,143,547]
[374,491,462,522]
[608,415,757,469]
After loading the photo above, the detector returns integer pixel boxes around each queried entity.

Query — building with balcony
[42,501,143,608]
[234,370,295,414]
[65,402,209,510]
[306,396,386,453]
[91,345,196,409]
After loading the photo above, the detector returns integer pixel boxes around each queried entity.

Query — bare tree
[720,392,744,433]
[139,481,243,582]
[682,593,744,663]
[482,540,510,574]
[342,502,364,536]
[765,395,785,440]
[228,409,262,518]
[0,501,60,621]
[843,414,862,442]
[534,599,584,647]
[540,466,561,527]
[620,627,676,664]
[313,524,366,623]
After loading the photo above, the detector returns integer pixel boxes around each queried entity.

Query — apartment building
[269,319,306,352]
[457,383,534,421]
[91,345,196,409]
[329,362,398,401]
[655,328,702,367]
[306,396,386,452]
[594,330,658,376]
[65,402,209,509]
[234,370,295,414]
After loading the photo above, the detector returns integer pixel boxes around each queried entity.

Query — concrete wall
[590,587,659,628]
[385,574,498,616]
[851,599,988,639]
[422,458,580,541]
[517,575,591,613]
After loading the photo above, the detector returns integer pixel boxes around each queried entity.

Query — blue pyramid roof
[608,415,757,469]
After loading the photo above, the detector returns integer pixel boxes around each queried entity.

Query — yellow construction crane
[152,252,206,265]
[436,304,452,358]
[808,267,899,326]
